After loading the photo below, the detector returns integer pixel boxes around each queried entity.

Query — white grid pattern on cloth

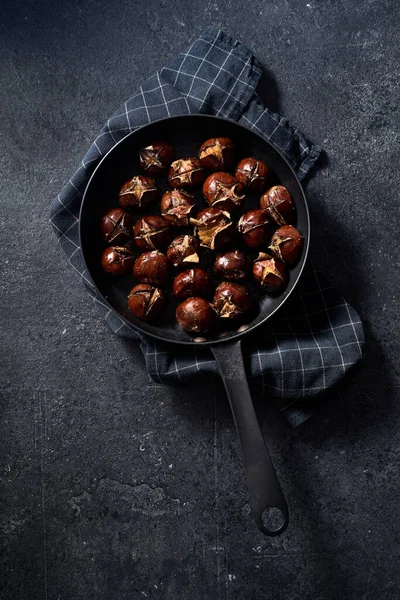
[49,27,364,416]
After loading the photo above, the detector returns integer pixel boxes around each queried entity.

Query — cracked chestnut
[133,251,170,287]
[260,185,295,225]
[213,282,253,320]
[213,249,252,281]
[269,225,304,265]
[176,297,216,333]
[198,137,236,171]
[119,175,160,210]
[190,207,235,251]
[235,158,271,193]
[168,158,206,189]
[139,139,174,176]
[133,215,172,251]
[202,172,245,212]
[100,208,133,245]
[166,235,200,268]
[238,209,274,249]
[128,283,165,321]
[173,268,213,300]
[160,190,196,226]
[253,253,288,292]
[100,246,136,276]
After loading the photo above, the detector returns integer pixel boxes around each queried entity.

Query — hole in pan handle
[211,339,289,536]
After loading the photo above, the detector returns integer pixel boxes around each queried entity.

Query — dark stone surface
[1,1,399,598]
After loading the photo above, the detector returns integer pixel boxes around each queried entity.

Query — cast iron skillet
[79,115,310,536]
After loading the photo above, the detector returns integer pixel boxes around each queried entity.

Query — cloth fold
[50,27,364,426]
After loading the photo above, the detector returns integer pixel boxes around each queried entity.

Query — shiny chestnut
[160,190,196,226]
[269,225,304,265]
[198,137,236,171]
[253,254,288,292]
[133,215,172,251]
[202,172,245,212]
[238,209,274,249]
[235,158,271,193]
[139,140,174,176]
[173,268,213,300]
[190,207,235,251]
[100,208,133,245]
[213,249,252,281]
[168,158,206,189]
[133,251,170,287]
[260,185,295,225]
[100,246,135,276]
[128,283,166,321]
[119,175,160,210]
[176,297,216,333]
[213,282,253,320]
[166,235,200,268]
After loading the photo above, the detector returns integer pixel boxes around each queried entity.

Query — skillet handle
[211,339,289,536]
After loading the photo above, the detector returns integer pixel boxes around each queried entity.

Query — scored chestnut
[198,137,236,171]
[119,175,160,210]
[202,172,245,212]
[101,246,136,276]
[133,215,172,251]
[133,251,170,287]
[213,282,253,320]
[253,253,288,292]
[235,158,271,193]
[260,185,295,226]
[166,235,200,268]
[269,225,304,265]
[190,207,235,251]
[128,283,166,321]
[213,249,252,281]
[176,297,216,333]
[238,209,274,249]
[173,268,213,300]
[139,139,174,176]
[100,208,133,245]
[168,158,206,189]
[160,190,196,226]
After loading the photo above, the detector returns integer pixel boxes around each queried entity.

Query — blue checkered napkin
[50,27,364,425]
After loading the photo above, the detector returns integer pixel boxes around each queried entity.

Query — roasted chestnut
[213,282,253,320]
[101,246,136,276]
[133,251,170,287]
[100,208,133,245]
[269,225,304,265]
[260,185,295,225]
[166,235,200,268]
[238,209,274,249]
[173,268,213,300]
[213,249,252,281]
[253,253,288,292]
[160,190,196,226]
[139,140,174,176]
[190,207,235,251]
[168,158,206,189]
[198,137,236,171]
[133,215,172,251]
[119,175,160,210]
[202,172,245,212]
[176,297,216,333]
[235,158,271,193]
[128,283,165,321]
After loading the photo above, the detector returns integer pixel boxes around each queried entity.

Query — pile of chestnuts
[100,136,304,336]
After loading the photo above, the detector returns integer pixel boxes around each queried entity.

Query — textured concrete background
[1,0,399,598]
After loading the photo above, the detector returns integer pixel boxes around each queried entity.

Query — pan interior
[79,116,309,346]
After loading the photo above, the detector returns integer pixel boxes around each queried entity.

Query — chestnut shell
[190,207,235,251]
[139,140,174,176]
[260,185,295,226]
[213,282,253,320]
[198,137,236,171]
[133,251,170,287]
[269,225,304,265]
[213,250,252,281]
[119,175,160,210]
[253,254,288,292]
[235,158,271,193]
[168,158,206,189]
[237,209,274,249]
[173,268,213,300]
[202,172,245,212]
[100,246,136,276]
[160,190,196,226]
[133,215,172,251]
[100,208,133,245]
[128,283,165,321]
[176,297,216,333]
